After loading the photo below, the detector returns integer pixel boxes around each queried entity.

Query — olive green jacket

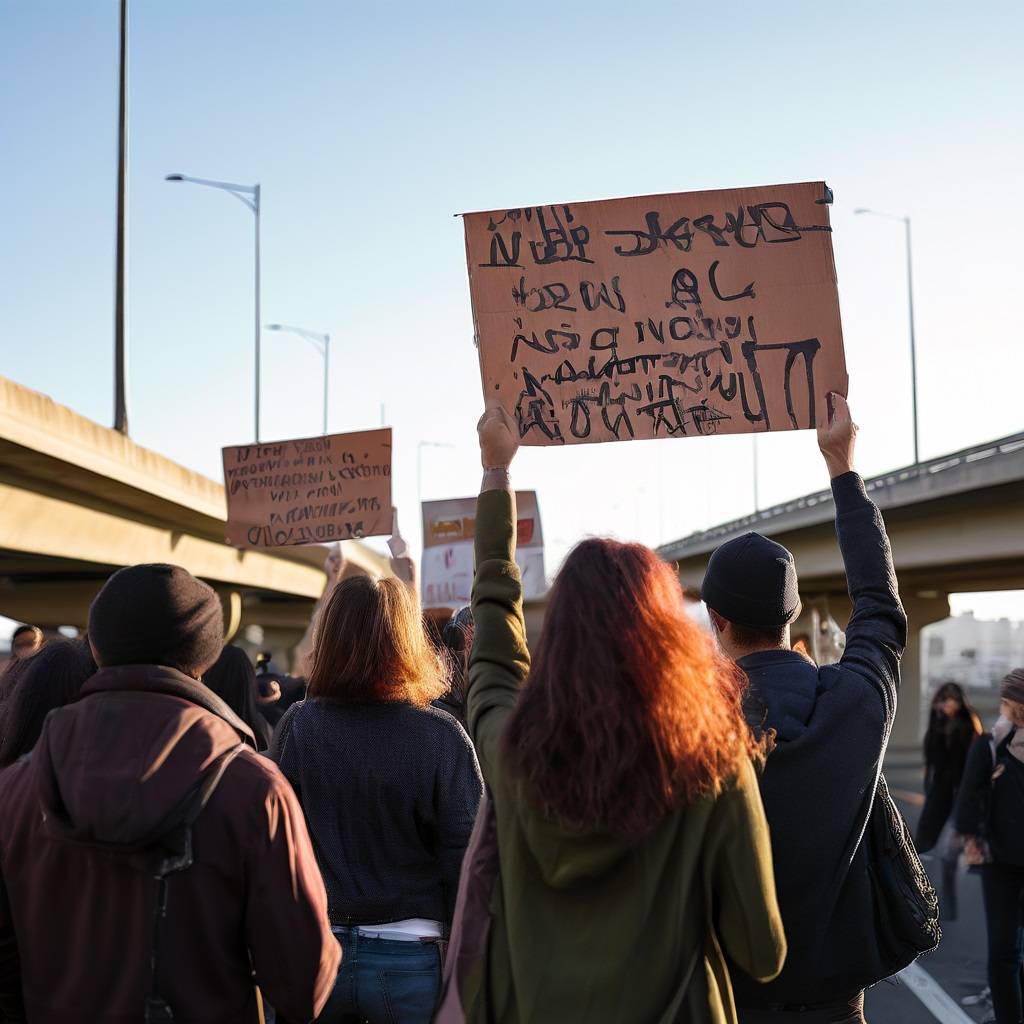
[464,488,786,1024]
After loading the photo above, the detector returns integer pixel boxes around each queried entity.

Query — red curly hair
[503,537,757,838]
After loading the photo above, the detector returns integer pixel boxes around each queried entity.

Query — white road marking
[896,961,978,1024]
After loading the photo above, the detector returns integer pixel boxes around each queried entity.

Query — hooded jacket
[462,489,786,1024]
[0,664,340,1024]
[729,472,908,1008]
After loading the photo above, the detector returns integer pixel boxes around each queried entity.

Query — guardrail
[660,431,1024,556]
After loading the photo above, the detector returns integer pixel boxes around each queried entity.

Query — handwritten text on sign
[463,181,847,445]
[222,428,393,548]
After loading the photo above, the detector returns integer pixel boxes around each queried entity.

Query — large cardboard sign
[463,181,847,445]
[422,491,545,608]
[223,428,392,548]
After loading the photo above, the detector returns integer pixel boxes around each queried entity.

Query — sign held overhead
[463,180,847,446]
[223,428,393,548]
[421,491,545,608]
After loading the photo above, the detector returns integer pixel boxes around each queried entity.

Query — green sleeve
[467,488,531,785]
[711,756,787,982]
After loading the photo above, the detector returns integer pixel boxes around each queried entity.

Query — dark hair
[0,638,96,766]
[504,537,759,839]
[727,621,788,650]
[927,681,983,735]
[203,646,271,750]
[309,576,445,705]
[12,624,43,643]
[436,607,474,721]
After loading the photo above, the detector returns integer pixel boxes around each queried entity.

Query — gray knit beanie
[1000,668,1024,705]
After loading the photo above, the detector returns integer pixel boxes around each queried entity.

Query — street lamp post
[165,173,262,441]
[854,207,920,465]
[266,324,331,435]
[114,0,129,434]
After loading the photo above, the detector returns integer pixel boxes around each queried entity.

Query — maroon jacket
[0,664,340,1023]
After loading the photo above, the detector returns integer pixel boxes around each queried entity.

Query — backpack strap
[144,744,245,1023]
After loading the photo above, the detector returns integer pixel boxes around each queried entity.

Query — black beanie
[701,533,801,629]
[88,564,224,675]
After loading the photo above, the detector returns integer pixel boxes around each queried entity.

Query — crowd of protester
[0,394,1021,1023]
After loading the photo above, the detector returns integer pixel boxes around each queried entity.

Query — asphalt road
[863,766,992,1024]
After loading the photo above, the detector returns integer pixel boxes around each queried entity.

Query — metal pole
[113,0,129,434]
[904,216,920,465]
[322,333,330,435]
[254,185,261,443]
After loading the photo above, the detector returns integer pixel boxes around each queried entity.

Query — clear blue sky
[2,1,1022,608]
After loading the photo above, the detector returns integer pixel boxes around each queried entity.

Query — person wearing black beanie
[0,563,340,1022]
[709,395,908,1024]
[87,563,224,677]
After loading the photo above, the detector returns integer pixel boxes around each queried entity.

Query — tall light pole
[266,323,331,435]
[165,174,262,441]
[114,0,129,433]
[854,207,920,465]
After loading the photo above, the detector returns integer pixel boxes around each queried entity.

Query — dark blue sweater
[730,472,908,1007]
[270,699,483,926]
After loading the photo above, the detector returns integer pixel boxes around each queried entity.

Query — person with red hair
[447,404,786,1024]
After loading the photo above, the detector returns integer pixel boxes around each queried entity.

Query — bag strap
[144,744,245,1023]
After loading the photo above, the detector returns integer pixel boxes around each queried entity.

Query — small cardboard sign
[223,428,393,548]
[463,180,847,445]
[421,491,545,607]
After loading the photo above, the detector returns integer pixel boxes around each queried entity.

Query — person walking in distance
[705,395,908,1024]
[271,573,482,1024]
[0,563,339,1023]
[917,682,983,920]
[955,669,1024,1024]
[446,403,785,1024]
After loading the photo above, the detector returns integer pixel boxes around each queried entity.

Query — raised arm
[819,395,908,720]
[467,404,531,783]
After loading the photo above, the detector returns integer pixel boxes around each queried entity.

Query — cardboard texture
[222,428,393,548]
[421,491,545,607]
[463,181,847,446]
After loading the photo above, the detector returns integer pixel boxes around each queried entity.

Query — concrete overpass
[0,375,389,665]
[659,431,1024,762]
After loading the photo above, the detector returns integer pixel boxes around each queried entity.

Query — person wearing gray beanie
[956,667,1024,1024]
[711,395,909,1023]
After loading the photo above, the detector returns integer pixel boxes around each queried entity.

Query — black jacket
[916,714,977,852]
[730,472,908,1008]
[955,729,1024,867]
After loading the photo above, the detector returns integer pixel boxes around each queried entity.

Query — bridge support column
[886,591,950,767]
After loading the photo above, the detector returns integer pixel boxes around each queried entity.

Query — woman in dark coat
[916,682,982,919]
[203,645,273,751]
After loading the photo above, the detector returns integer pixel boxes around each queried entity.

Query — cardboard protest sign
[463,181,847,445]
[422,491,545,607]
[223,428,392,548]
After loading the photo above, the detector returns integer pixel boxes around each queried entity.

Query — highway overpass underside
[662,433,1024,764]
[0,376,389,663]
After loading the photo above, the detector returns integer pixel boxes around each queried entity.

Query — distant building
[923,611,1024,693]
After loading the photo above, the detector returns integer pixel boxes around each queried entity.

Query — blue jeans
[316,927,442,1024]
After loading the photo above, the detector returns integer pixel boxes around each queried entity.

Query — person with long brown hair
[271,573,483,1024]
[448,404,785,1024]
[917,681,983,920]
